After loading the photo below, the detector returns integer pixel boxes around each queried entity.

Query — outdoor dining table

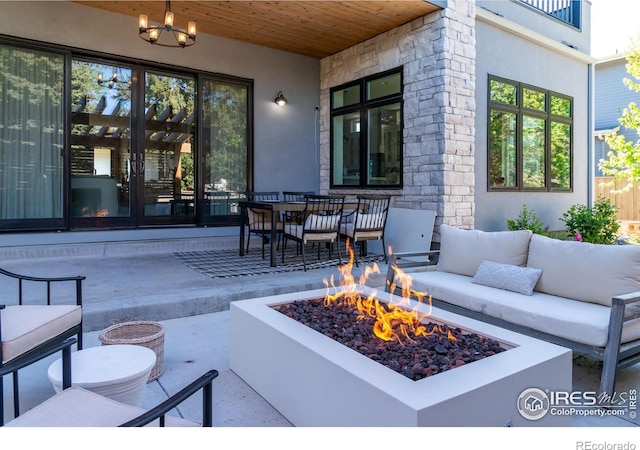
[238,199,358,267]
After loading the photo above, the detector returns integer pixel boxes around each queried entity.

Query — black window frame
[487,75,573,193]
[330,67,403,189]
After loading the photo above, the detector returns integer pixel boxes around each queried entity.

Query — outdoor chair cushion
[339,223,383,240]
[528,234,640,306]
[354,212,385,228]
[304,213,340,231]
[436,225,532,277]
[340,212,385,240]
[4,386,200,427]
[282,213,341,242]
[409,270,640,348]
[1,305,82,363]
[286,224,338,242]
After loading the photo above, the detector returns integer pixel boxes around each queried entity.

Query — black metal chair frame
[340,194,391,266]
[2,337,217,427]
[120,369,218,427]
[0,268,84,426]
[281,194,345,271]
[245,191,282,259]
[282,191,314,202]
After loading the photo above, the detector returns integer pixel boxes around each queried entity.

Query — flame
[323,240,456,345]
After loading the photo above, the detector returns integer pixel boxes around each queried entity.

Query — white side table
[47,344,156,406]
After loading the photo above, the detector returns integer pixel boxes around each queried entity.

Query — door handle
[130,154,145,175]
[130,153,136,174]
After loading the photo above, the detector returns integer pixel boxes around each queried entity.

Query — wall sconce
[274,91,287,107]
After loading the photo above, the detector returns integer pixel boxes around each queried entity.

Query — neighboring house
[0,0,594,244]
[594,54,640,221]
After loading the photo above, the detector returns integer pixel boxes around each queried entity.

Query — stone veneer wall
[319,0,476,240]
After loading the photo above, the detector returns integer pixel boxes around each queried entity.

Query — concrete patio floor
[1,234,639,443]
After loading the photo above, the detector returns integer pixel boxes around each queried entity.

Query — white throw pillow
[436,225,533,277]
[472,260,543,296]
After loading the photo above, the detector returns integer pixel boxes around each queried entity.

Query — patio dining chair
[245,191,283,259]
[282,191,314,202]
[0,267,84,426]
[340,195,391,266]
[281,194,345,271]
[4,360,219,427]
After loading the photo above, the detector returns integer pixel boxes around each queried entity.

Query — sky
[590,0,640,57]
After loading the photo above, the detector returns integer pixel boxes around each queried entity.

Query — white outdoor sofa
[385,224,640,399]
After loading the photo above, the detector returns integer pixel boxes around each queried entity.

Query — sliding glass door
[142,71,195,225]
[0,44,65,229]
[200,78,249,224]
[70,63,196,227]
[1,38,252,231]
[70,60,133,227]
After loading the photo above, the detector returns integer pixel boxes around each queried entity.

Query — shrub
[560,196,620,244]
[506,205,547,235]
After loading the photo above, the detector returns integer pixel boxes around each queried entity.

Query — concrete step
[0,227,242,261]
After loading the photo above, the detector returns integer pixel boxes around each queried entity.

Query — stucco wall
[474,17,591,232]
[477,0,591,53]
[0,1,321,194]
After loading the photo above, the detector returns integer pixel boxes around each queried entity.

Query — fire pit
[230,285,572,427]
[276,297,507,381]
[230,248,571,426]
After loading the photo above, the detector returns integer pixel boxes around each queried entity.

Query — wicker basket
[99,321,166,382]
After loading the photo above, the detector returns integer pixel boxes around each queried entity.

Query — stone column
[320,0,476,241]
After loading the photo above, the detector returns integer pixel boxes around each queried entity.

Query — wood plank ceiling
[73,1,442,59]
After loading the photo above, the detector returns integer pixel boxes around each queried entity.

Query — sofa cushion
[1,305,82,363]
[472,260,542,296]
[528,234,640,306]
[409,270,640,347]
[436,225,532,277]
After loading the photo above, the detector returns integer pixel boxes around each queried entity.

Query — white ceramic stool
[47,344,156,406]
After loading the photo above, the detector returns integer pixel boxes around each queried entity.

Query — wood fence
[595,177,640,235]
[595,177,640,220]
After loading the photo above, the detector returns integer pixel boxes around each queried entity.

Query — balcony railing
[518,0,581,29]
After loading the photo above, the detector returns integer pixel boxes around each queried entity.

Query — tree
[599,38,640,191]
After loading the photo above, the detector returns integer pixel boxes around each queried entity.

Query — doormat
[173,247,386,279]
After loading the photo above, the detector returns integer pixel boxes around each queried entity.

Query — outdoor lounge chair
[4,341,218,427]
[0,267,84,426]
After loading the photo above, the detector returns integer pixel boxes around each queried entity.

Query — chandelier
[138,0,196,48]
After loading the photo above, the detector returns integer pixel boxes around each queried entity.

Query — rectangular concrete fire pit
[230,285,572,426]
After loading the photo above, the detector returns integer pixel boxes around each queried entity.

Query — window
[331,68,402,188]
[488,76,572,191]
